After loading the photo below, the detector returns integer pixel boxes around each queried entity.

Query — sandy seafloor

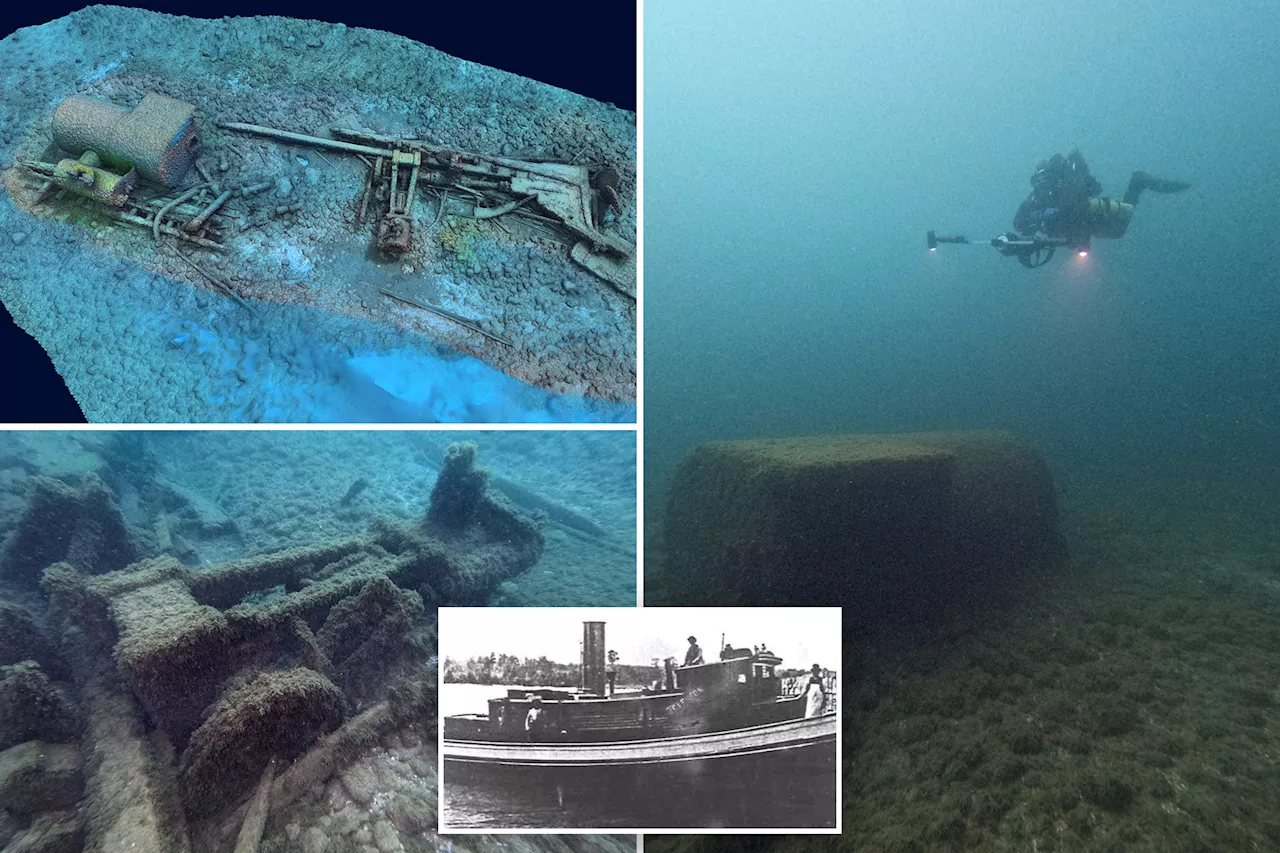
[0,6,636,423]
[644,477,1280,853]
[0,430,635,853]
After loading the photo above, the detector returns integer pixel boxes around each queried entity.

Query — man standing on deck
[605,650,619,697]
[525,697,545,742]
[684,636,704,666]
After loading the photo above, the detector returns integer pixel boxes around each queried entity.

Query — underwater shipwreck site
[645,430,1280,853]
[0,7,636,423]
[0,430,637,852]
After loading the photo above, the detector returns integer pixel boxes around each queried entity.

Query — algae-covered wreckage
[0,439,628,853]
[0,7,636,422]
[652,430,1063,614]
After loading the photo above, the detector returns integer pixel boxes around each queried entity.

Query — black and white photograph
[439,607,841,832]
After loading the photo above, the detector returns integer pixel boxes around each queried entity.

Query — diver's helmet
[1032,153,1067,189]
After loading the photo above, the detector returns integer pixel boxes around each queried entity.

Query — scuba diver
[1012,148,1190,249]
[929,149,1190,267]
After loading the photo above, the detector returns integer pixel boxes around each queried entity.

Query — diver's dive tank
[1086,197,1134,239]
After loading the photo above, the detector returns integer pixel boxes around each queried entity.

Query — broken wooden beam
[571,241,636,299]
[232,758,276,853]
[81,672,194,853]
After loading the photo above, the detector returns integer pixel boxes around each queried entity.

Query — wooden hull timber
[443,713,836,768]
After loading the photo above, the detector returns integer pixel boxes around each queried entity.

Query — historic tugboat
[442,621,837,768]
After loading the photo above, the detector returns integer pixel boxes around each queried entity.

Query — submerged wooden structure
[0,442,543,852]
[656,430,1064,616]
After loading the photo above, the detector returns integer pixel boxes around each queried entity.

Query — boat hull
[443,713,836,767]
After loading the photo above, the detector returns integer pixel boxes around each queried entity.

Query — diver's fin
[1132,171,1191,193]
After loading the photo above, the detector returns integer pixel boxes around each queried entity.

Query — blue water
[644,3,1280,851]
[644,0,1280,520]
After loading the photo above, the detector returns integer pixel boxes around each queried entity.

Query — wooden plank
[443,714,837,767]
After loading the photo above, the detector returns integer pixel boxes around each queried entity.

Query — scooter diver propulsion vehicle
[927,229,1090,269]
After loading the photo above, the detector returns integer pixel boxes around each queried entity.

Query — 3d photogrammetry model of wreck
[651,431,1064,618]
[15,93,634,299]
[0,442,543,852]
[0,10,638,418]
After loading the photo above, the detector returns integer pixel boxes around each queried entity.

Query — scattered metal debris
[185,189,233,232]
[570,241,635,299]
[193,160,218,191]
[153,184,207,242]
[218,120,636,297]
[375,149,421,255]
[376,286,513,347]
[432,189,449,228]
[96,206,225,250]
[166,245,255,314]
[474,196,533,220]
[14,149,298,256]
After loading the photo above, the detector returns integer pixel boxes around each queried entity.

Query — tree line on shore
[443,653,658,686]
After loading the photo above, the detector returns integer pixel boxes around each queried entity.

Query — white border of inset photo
[438,606,842,834]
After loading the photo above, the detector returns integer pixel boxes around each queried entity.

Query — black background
[0,0,637,423]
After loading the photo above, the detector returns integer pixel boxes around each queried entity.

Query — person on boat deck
[804,664,827,718]
[605,650,619,697]
[684,636,704,666]
[525,697,545,742]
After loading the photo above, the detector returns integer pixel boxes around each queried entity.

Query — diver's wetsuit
[1013,149,1100,240]
[1014,150,1190,242]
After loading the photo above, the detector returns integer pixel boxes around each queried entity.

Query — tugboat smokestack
[582,621,606,696]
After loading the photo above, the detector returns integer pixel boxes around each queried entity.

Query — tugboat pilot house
[443,621,831,746]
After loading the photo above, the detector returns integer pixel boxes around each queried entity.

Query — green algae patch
[645,496,1280,853]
